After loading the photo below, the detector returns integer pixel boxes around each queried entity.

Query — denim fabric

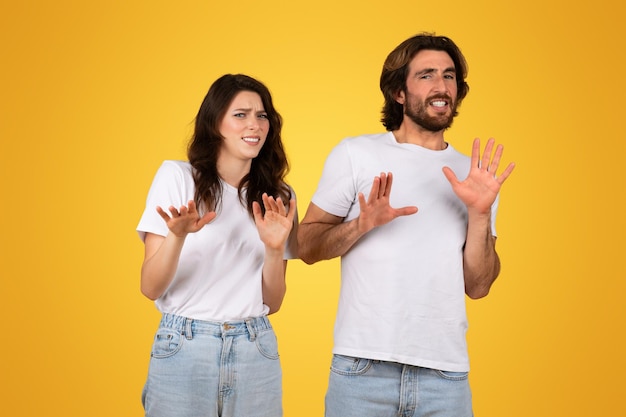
[142,313,282,417]
[325,354,473,417]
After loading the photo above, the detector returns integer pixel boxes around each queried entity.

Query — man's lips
[428,97,452,113]
[430,99,448,107]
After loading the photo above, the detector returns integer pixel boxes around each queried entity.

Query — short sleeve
[310,140,357,218]
[136,161,194,241]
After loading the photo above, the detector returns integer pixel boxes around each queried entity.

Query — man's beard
[405,95,456,132]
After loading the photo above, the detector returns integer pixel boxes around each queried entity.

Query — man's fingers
[497,162,516,184]
[491,144,508,174]
[382,172,393,197]
[481,138,495,170]
[471,138,481,168]
[442,166,458,185]
[367,176,381,204]
[378,172,387,197]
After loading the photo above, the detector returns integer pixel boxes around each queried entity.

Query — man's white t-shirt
[311,132,498,372]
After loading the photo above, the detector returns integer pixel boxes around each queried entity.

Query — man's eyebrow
[415,68,436,75]
[415,66,456,76]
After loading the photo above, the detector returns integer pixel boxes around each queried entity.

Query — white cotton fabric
[137,160,298,321]
[311,132,498,372]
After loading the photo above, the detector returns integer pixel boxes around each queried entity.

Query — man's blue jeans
[325,354,473,417]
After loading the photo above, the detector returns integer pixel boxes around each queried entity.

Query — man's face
[397,49,459,132]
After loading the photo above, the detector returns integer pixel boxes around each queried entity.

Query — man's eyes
[419,74,456,80]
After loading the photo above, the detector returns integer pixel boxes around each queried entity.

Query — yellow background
[1,0,625,416]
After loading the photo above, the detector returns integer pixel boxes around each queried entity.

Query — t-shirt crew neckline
[385,131,451,154]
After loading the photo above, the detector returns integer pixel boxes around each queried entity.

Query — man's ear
[395,89,405,105]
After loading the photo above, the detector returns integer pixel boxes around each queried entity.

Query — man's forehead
[409,50,455,70]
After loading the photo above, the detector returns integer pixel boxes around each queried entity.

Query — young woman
[137,74,297,417]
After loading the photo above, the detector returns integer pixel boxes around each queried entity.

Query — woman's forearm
[140,233,186,300]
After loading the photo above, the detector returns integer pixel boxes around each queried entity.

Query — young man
[298,33,515,417]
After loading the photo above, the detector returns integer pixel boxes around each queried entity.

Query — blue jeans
[325,354,473,417]
[142,313,282,417]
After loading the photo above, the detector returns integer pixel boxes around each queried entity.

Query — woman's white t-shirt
[137,160,298,321]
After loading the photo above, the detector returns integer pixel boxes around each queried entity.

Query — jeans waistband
[159,313,272,341]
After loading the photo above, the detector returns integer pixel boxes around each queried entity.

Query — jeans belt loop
[184,317,193,340]
[245,318,256,341]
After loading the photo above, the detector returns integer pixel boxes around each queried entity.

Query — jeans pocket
[330,354,372,376]
[255,329,279,360]
[151,328,184,359]
[435,369,469,381]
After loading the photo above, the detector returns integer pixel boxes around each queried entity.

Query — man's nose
[433,75,449,92]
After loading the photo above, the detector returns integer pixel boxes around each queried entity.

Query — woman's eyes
[233,113,268,119]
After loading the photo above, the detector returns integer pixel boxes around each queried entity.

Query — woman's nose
[247,118,259,129]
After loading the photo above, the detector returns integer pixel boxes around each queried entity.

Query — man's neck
[392,123,447,150]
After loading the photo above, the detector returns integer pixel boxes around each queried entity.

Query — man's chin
[420,118,453,132]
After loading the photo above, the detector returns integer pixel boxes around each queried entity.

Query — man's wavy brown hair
[380,33,470,131]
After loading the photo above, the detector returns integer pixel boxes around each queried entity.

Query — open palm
[253,194,296,251]
[442,138,515,215]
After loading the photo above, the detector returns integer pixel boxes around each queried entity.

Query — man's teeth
[431,100,447,107]
[242,137,259,143]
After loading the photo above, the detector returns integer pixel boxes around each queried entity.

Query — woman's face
[218,90,270,167]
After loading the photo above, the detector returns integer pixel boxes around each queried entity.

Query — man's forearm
[463,213,501,299]
[297,219,364,265]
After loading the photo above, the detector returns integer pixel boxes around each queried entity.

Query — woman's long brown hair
[187,74,291,217]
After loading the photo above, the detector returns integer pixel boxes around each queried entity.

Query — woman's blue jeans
[142,313,282,417]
